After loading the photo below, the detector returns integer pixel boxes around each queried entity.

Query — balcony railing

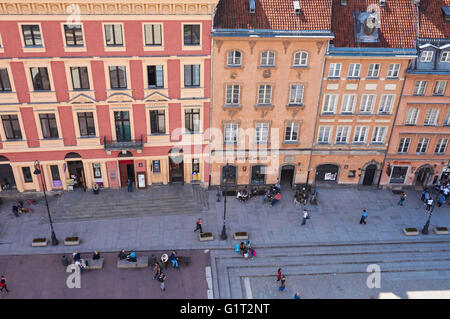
[103,135,143,151]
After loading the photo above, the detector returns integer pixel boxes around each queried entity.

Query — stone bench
[117,256,148,269]
[85,258,104,270]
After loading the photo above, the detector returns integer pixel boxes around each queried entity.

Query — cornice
[0,0,218,16]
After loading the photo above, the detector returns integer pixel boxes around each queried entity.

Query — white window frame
[255,122,269,144]
[289,84,304,105]
[224,123,238,144]
[405,108,419,125]
[398,137,411,153]
[414,80,428,95]
[317,126,332,144]
[416,137,430,153]
[260,51,275,67]
[387,63,400,78]
[285,122,299,142]
[367,63,380,78]
[322,94,338,113]
[227,50,242,66]
[420,51,434,62]
[441,51,450,62]
[348,63,361,78]
[434,81,447,96]
[328,63,341,78]
[372,126,387,143]
[435,138,448,154]
[257,85,272,105]
[353,126,368,143]
[335,126,350,144]
[225,84,240,105]
[444,109,450,126]
[378,94,395,114]
[424,108,439,126]
[341,94,356,114]
[360,94,375,113]
[293,51,308,66]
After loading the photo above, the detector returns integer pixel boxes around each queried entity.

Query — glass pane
[22,26,33,46]
[158,112,165,133]
[109,67,118,88]
[148,66,156,86]
[105,25,113,45]
[32,25,42,45]
[40,68,50,90]
[80,67,89,89]
[0,69,11,91]
[145,25,153,45]
[114,25,123,45]
[153,24,162,45]
[184,65,192,86]
[118,66,126,88]
[156,66,163,87]
[71,67,81,89]
[75,28,84,46]
[50,165,60,181]
[87,116,95,135]
[78,113,87,136]
[64,25,75,45]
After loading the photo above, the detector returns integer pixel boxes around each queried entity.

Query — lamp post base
[51,231,59,246]
[422,220,430,235]
[220,224,227,240]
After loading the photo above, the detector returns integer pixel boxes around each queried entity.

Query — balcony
[103,135,143,151]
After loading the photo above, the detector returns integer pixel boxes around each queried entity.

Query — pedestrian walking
[360,210,367,224]
[194,218,203,233]
[170,251,179,269]
[294,291,301,299]
[276,268,282,282]
[0,275,9,293]
[421,188,428,202]
[426,198,434,211]
[279,276,286,291]
[127,178,132,192]
[152,262,161,280]
[397,192,407,206]
[438,194,446,207]
[159,273,167,291]
[301,209,308,225]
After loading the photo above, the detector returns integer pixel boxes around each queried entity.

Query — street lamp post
[33,160,59,245]
[220,163,229,240]
[422,187,440,235]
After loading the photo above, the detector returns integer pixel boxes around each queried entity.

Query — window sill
[286,103,304,108]
[358,112,373,116]
[255,104,273,108]
[23,46,45,53]
[347,77,360,80]
[258,65,276,69]
[283,141,299,145]
[77,136,98,139]
[104,46,126,52]
[386,77,399,80]
[340,112,354,115]
[223,104,242,108]
[327,77,341,80]
[321,112,335,115]
[366,77,379,80]
[377,113,392,116]
[291,65,308,69]
[225,65,243,69]
[64,46,87,52]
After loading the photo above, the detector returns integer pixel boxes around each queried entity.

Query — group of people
[236,187,257,202]
[12,200,34,217]
[294,187,318,206]
[151,251,179,291]
[263,182,282,207]
[421,181,450,211]
[118,249,137,262]
[276,268,301,299]
[72,250,101,272]
[235,240,256,259]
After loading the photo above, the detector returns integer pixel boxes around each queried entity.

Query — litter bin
[61,255,69,267]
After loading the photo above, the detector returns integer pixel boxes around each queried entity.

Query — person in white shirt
[426,198,434,211]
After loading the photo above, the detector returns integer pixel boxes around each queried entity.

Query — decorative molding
[215,39,223,53]
[230,71,237,79]
[282,40,291,54]
[0,1,217,16]
[248,40,256,55]
[296,71,302,80]
[262,69,271,78]
[292,109,299,118]
[316,41,325,54]
[228,110,237,118]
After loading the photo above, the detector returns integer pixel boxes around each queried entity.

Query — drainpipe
[208,8,215,189]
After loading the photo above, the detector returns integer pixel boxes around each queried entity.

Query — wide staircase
[211,239,450,299]
[49,184,209,222]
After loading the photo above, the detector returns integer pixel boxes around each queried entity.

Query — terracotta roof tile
[213,0,333,31]
[419,0,450,39]
[331,0,418,48]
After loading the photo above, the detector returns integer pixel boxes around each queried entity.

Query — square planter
[403,228,419,236]
[234,232,249,240]
[199,232,214,242]
[31,238,48,247]
[433,227,449,235]
[64,237,80,246]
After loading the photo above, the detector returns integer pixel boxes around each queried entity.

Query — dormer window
[249,0,255,14]
[293,1,300,14]
[260,51,275,67]
[420,51,434,63]
[442,6,450,22]
[293,51,308,66]
[441,51,450,62]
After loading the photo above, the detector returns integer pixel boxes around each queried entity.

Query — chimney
[293,0,300,14]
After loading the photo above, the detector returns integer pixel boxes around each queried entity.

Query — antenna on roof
[293,1,301,15]
[249,0,255,14]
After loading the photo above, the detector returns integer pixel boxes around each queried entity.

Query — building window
[348,63,361,78]
[335,126,350,143]
[390,166,408,184]
[21,25,42,46]
[227,51,242,66]
[317,126,332,144]
[424,108,439,126]
[367,63,380,78]
[225,85,240,105]
[144,24,162,46]
[293,51,308,66]
[147,65,164,88]
[184,64,200,87]
[260,51,275,67]
[109,66,127,89]
[435,138,448,154]
[64,24,84,46]
[353,126,368,143]
[39,113,58,138]
[224,123,238,144]
[77,112,95,137]
[104,24,123,46]
[255,122,269,144]
[289,85,304,105]
[22,167,33,183]
[285,122,299,142]
[328,63,341,78]
[70,67,90,90]
[183,24,200,45]
[378,94,395,114]
[414,81,428,95]
[387,64,400,78]
[405,108,419,125]
[92,163,102,178]
[322,94,337,113]
[372,126,387,143]
[398,138,411,153]
[420,51,434,62]
[30,67,50,91]
[0,68,12,92]
[441,51,450,62]
[341,94,356,114]
[192,158,200,175]
[50,165,60,181]
[150,110,165,134]
[1,115,22,140]
[257,85,272,105]
[444,110,450,126]
[434,81,447,96]
[222,165,236,184]
[360,94,375,114]
[152,160,161,174]
[416,137,430,153]
[250,165,266,185]
[184,109,200,134]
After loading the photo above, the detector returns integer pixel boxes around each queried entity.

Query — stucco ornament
[263,69,271,78]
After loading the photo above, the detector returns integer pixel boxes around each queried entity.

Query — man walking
[0,275,9,293]
[127,178,132,192]
[279,276,286,291]
[360,210,368,224]
[159,273,167,291]
[194,218,203,233]
[398,192,407,206]
[276,268,282,282]
[301,209,308,225]
[426,198,434,211]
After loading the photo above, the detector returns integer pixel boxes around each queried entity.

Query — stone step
[57,202,200,212]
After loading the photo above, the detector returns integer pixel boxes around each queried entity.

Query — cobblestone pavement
[0,249,210,299]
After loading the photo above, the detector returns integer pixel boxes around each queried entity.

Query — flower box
[31,238,48,247]
[403,228,419,236]
[433,227,449,235]
[234,232,249,240]
[199,232,214,242]
[64,237,80,246]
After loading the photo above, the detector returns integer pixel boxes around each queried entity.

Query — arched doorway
[117,151,135,188]
[361,161,379,186]
[280,165,295,188]
[415,165,434,189]
[168,148,184,184]
[0,155,16,191]
[221,165,237,185]
[65,152,85,189]
[315,164,339,184]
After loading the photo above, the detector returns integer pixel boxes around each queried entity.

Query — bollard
[61,255,69,267]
